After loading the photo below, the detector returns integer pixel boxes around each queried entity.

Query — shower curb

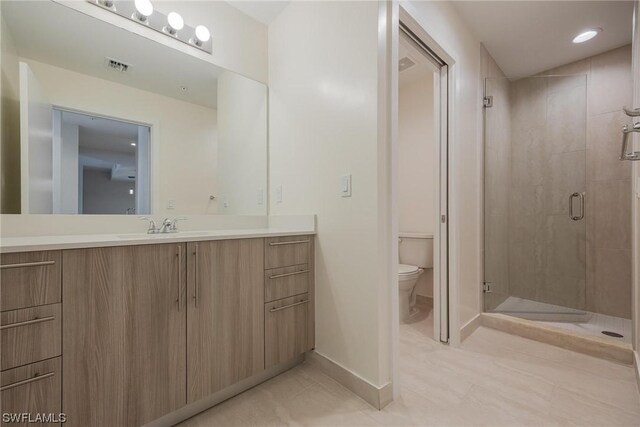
[480,313,633,365]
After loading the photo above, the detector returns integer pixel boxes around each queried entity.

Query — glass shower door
[483,75,588,318]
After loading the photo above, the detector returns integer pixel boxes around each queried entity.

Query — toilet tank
[399,233,434,268]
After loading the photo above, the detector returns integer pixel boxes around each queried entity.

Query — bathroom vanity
[0,230,315,426]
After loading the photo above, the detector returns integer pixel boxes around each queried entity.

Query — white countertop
[0,228,315,253]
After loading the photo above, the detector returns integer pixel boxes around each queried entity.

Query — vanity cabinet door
[62,244,186,427]
[265,294,310,369]
[187,238,264,403]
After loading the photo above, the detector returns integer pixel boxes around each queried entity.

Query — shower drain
[601,331,624,338]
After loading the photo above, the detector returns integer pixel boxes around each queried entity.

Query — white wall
[402,0,483,332]
[398,73,437,297]
[22,59,218,215]
[58,0,269,84]
[269,1,389,387]
[0,12,21,214]
[398,74,437,234]
[216,71,268,215]
[19,62,53,214]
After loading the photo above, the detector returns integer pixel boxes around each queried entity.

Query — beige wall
[492,45,633,319]
[398,73,437,297]
[269,1,388,387]
[632,0,640,353]
[0,12,21,213]
[22,59,219,216]
[481,45,511,311]
[583,46,633,318]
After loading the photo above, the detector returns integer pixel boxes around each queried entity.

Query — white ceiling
[453,1,634,77]
[225,1,290,24]
[3,1,225,109]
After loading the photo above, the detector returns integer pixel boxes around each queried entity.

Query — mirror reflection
[0,0,268,215]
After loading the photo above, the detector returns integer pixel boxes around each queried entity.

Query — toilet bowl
[398,263,423,321]
[398,233,433,323]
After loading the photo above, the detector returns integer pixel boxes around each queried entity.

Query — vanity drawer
[1,304,61,371]
[1,357,62,426]
[265,294,310,368]
[265,265,310,302]
[0,251,61,312]
[265,236,311,269]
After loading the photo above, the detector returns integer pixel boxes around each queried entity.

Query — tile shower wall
[506,45,632,318]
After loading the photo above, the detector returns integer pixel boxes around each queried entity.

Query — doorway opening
[52,108,151,215]
[394,14,450,347]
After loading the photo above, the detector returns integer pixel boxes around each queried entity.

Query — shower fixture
[89,0,212,54]
[620,106,640,161]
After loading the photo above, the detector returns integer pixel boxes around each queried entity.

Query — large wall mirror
[0,0,267,215]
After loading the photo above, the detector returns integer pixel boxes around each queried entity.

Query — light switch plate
[276,185,283,203]
[167,199,175,210]
[341,174,352,197]
[257,189,264,205]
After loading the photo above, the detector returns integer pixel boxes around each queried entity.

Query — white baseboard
[460,313,481,342]
[306,350,393,410]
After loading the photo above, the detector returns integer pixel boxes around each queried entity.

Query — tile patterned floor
[180,302,640,426]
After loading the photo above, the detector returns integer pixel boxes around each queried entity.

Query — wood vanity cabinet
[62,244,186,427]
[4,234,314,426]
[186,239,265,402]
[264,236,315,368]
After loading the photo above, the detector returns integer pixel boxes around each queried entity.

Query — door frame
[397,19,451,343]
[385,3,455,398]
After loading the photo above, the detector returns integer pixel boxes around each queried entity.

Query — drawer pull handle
[0,260,55,269]
[0,316,56,330]
[269,270,310,280]
[268,240,310,246]
[1,371,55,391]
[269,299,309,312]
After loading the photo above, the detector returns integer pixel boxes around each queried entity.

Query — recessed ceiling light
[573,28,601,44]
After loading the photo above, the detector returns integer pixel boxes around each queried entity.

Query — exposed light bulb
[165,12,184,35]
[129,188,134,195]
[193,25,210,46]
[572,28,601,44]
[134,0,153,22]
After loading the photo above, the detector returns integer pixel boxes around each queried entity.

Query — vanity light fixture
[192,25,211,47]
[90,1,212,54]
[165,12,184,35]
[133,0,153,22]
[572,28,601,44]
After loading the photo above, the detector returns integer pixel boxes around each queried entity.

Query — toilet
[398,233,434,322]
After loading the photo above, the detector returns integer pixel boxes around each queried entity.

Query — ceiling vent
[399,56,416,72]
[105,57,131,73]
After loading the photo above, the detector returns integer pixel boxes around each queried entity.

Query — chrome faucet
[140,217,187,234]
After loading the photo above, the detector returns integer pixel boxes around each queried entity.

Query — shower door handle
[569,192,584,221]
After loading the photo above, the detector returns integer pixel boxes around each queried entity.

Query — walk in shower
[483,69,633,343]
